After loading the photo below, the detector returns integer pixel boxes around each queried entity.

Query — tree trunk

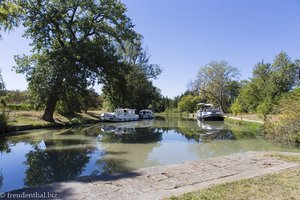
[42,94,58,122]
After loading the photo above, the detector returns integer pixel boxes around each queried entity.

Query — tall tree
[190,61,240,112]
[13,0,138,121]
[102,36,161,111]
[231,52,300,117]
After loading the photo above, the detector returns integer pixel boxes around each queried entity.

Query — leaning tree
[7,0,139,121]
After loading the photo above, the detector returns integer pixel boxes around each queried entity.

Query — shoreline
[2,111,264,135]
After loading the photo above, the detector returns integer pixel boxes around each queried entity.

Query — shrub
[6,103,33,111]
[264,89,300,144]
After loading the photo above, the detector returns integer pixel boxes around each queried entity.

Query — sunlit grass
[168,154,300,200]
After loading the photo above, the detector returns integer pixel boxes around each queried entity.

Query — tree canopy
[102,37,161,111]
[190,60,240,112]
[7,0,160,121]
[231,52,300,118]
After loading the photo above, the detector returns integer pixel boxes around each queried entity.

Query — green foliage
[3,90,29,103]
[0,0,21,37]
[0,98,9,134]
[12,0,139,121]
[190,60,240,112]
[264,88,300,144]
[0,69,5,92]
[177,95,202,113]
[103,66,161,111]
[6,103,32,111]
[102,36,162,111]
[231,52,300,117]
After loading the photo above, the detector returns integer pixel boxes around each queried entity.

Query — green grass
[4,110,103,132]
[169,154,300,200]
[224,118,262,139]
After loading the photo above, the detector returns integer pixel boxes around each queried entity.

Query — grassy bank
[3,110,103,132]
[224,118,263,139]
[169,153,300,200]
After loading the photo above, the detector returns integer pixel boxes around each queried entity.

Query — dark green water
[0,117,299,192]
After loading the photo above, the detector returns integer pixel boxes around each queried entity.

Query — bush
[6,103,33,111]
[264,89,300,144]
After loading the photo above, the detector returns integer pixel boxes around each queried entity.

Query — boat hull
[139,115,155,120]
[197,114,224,121]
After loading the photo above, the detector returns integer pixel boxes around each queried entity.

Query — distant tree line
[164,52,299,117]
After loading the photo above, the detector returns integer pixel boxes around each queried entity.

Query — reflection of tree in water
[153,117,201,141]
[153,118,246,142]
[24,133,95,187]
[94,123,163,174]
[0,170,3,190]
[0,136,11,190]
[0,136,11,153]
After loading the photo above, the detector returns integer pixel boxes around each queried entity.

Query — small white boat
[197,103,224,121]
[100,108,139,122]
[139,109,155,119]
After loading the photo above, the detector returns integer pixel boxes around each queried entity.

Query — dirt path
[6,152,299,200]
[226,116,264,124]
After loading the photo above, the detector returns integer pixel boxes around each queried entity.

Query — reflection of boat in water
[196,103,224,121]
[100,120,154,135]
[196,120,233,142]
[100,108,139,122]
[197,120,224,134]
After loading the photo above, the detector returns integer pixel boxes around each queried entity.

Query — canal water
[0,117,299,192]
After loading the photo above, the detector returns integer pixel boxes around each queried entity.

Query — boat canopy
[197,103,213,107]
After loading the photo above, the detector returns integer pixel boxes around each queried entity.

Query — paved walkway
[6,152,299,200]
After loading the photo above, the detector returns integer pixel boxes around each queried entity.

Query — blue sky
[1,0,300,98]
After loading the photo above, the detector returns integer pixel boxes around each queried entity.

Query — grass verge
[5,110,103,132]
[168,154,300,200]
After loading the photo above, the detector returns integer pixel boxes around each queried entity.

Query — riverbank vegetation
[264,89,300,144]
[1,1,300,144]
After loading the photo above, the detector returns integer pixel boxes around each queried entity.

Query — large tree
[190,61,240,112]
[102,37,161,111]
[231,52,299,117]
[12,0,139,121]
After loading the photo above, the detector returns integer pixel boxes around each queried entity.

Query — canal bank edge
[6,151,300,200]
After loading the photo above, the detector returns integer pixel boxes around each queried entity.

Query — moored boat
[196,103,224,121]
[100,108,139,122]
[139,109,155,119]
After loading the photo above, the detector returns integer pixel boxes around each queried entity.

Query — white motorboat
[139,109,155,119]
[100,108,139,122]
[196,103,224,121]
